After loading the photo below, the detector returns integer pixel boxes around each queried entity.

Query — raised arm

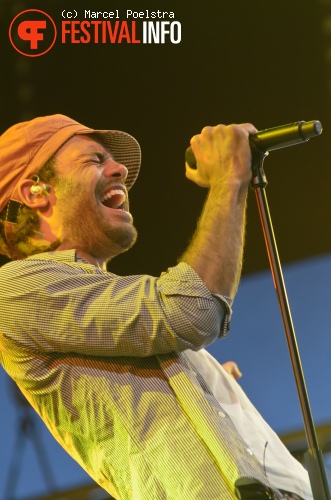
[180,123,257,300]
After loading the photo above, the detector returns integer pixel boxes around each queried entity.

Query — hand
[221,361,243,380]
[185,123,257,189]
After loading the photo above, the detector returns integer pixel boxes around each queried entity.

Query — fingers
[190,124,225,152]
[234,122,258,136]
[190,123,257,148]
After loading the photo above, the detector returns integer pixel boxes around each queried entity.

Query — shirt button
[218,411,226,418]
[246,448,253,455]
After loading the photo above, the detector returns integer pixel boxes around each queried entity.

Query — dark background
[0,0,330,277]
[1,1,331,498]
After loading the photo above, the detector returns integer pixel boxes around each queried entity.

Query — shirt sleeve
[0,257,232,358]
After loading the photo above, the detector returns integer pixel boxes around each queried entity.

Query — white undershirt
[185,348,313,499]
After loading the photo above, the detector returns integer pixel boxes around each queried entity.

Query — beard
[56,178,137,261]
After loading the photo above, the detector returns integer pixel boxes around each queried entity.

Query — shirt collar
[27,249,78,263]
[26,250,107,274]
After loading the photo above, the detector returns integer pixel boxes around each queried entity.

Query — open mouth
[100,188,127,210]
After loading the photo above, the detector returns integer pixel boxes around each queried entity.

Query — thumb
[185,162,209,188]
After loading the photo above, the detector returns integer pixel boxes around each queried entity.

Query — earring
[30,176,50,196]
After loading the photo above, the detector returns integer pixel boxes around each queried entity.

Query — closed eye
[95,153,105,163]
[95,152,114,164]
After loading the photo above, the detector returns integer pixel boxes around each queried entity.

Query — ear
[17,178,51,209]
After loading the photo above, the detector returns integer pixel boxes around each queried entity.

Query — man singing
[0,115,312,499]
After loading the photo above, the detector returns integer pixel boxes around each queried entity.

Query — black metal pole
[250,151,331,500]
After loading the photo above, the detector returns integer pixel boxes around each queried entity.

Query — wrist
[208,178,249,205]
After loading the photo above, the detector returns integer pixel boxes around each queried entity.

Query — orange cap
[0,114,141,214]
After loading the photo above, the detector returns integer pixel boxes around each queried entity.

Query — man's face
[52,135,137,261]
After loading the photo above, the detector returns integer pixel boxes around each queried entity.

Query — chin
[93,224,138,260]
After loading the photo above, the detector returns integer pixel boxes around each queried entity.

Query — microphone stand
[250,146,331,500]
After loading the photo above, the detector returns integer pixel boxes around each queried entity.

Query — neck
[75,249,109,271]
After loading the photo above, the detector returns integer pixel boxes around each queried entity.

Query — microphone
[185,120,323,168]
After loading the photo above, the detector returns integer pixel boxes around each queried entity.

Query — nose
[104,159,128,182]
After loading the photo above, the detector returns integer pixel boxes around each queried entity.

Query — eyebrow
[80,149,114,161]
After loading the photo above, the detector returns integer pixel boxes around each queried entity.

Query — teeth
[100,189,126,203]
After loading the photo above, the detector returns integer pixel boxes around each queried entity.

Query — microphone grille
[185,147,197,169]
